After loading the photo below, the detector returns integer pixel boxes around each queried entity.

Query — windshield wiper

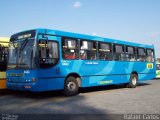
[20,38,29,51]
[18,38,30,57]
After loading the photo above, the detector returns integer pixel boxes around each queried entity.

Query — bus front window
[8,39,36,69]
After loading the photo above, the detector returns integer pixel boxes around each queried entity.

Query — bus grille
[9,78,28,83]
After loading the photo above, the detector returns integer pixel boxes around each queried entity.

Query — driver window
[39,40,59,68]
[48,41,58,59]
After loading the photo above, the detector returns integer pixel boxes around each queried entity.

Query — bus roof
[11,28,154,49]
[0,37,9,47]
[0,37,10,42]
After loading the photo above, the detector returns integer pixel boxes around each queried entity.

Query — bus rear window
[146,49,154,62]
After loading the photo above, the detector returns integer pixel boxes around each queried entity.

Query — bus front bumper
[7,82,37,91]
[7,77,65,92]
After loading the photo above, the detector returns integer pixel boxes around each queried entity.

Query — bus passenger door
[37,35,63,90]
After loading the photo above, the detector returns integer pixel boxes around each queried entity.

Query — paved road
[0,79,160,115]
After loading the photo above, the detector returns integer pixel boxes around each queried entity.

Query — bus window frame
[113,44,125,61]
[38,40,59,68]
[62,37,79,60]
[125,45,137,62]
[137,47,146,62]
[98,41,113,61]
[146,48,155,62]
[156,64,160,70]
[80,39,97,60]
[0,44,8,71]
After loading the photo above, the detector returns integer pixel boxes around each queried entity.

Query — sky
[0,0,160,58]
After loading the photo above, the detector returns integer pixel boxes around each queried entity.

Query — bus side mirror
[41,35,48,40]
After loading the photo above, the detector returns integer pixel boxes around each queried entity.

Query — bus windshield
[8,38,36,69]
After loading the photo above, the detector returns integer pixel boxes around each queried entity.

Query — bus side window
[98,42,113,60]
[146,49,154,62]
[157,64,160,70]
[0,44,8,71]
[137,48,146,62]
[62,38,79,60]
[126,46,136,61]
[113,44,125,61]
[80,40,97,60]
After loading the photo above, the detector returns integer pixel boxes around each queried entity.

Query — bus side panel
[138,73,156,81]
[81,75,129,87]
[31,78,65,91]
[79,61,128,87]
[156,63,160,78]
[156,70,160,78]
[0,72,6,89]
[0,38,9,89]
[37,65,65,91]
[37,57,156,91]
[60,60,130,87]
[61,60,156,87]
[0,80,7,89]
[125,62,156,81]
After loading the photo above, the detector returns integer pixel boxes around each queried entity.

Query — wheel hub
[132,77,137,85]
[67,82,76,91]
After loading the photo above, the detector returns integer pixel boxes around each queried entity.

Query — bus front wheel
[127,74,138,88]
[63,76,79,96]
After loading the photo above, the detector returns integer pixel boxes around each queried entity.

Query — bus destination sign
[11,30,36,41]
[18,33,32,40]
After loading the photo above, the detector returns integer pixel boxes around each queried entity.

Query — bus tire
[63,76,79,96]
[127,74,138,88]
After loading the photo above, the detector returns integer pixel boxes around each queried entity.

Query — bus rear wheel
[63,76,79,96]
[127,74,138,88]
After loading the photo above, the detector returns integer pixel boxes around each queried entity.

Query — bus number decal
[99,80,113,85]
[62,61,71,66]
[147,63,153,69]
[85,62,98,65]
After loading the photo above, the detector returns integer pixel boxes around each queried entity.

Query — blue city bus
[7,29,156,96]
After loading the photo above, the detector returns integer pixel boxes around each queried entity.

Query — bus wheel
[127,74,138,88]
[63,76,79,96]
